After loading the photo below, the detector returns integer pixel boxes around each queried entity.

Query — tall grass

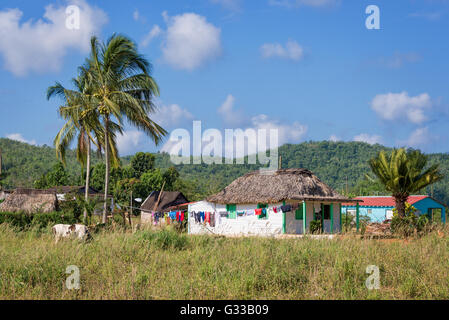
[0,223,448,300]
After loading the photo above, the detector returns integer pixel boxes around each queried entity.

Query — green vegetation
[0,224,448,299]
[368,148,443,217]
[1,139,449,207]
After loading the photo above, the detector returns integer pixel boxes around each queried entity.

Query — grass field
[0,223,448,300]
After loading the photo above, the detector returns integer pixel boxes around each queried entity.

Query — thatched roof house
[189,169,361,236]
[207,169,356,204]
[141,191,189,213]
[0,188,58,213]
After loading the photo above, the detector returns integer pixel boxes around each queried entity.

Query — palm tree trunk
[394,194,408,218]
[102,116,110,224]
[83,138,91,224]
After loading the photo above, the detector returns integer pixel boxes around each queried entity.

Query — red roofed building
[342,195,446,224]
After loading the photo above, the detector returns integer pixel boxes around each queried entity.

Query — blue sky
[0,0,448,156]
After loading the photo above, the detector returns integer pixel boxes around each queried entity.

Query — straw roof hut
[207,168,355,204]
[141,191,189,213]
[0,188,58,213]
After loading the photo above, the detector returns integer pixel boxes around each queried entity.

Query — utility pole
[129,190,133,227]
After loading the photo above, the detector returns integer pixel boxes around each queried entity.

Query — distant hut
[46,186,101,201]
[189,169,361,236]
[0,188,58,213]
[140,191,189,224]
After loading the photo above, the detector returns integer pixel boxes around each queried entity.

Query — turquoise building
[342,196,446,224]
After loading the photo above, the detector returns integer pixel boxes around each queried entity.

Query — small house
[188,169,360,236]
[0,188,58,213]
[46,186,102,201]
[342,196,447,224]
[140,191,189,224]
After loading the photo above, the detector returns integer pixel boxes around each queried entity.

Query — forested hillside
[1,138,448,206]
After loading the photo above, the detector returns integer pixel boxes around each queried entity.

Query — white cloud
[0,0,107,76]
[353,133,383,145]
[269,0,340,8]
[402,127,434,148]
[160,12,222,70]
[152,103,194,128]
[217,94,246,126]
[116,131,143,156]
[141,25,162,47]
[6,133,37,145]
[329,135,341,142]
[250,114,308,146]
[371,92,432,124]
[261,40,304,61]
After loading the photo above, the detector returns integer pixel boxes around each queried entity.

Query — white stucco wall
[188,201,284,237]
[188,201,342,236]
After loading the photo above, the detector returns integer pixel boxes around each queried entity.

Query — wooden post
[282,201,286,234]
[339,204,342,233]
[321,203,324,233]
[303,201,307,235]
[330,203,334,234]
[152,181,166,225]
[356,202,360,233]
[129,190,133,227]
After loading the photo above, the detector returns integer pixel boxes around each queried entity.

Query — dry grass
[0,223,448,300]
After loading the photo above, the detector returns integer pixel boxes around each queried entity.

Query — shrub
[309,220,322,234]
[0,211,77,230]
[135,228,188,250]
[391,203,430,237]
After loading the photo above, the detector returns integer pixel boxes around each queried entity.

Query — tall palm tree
[84,35,166,223]
[367,148,443,218]
[48,72,117,223]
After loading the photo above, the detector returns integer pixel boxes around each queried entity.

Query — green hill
[1,138,448,206]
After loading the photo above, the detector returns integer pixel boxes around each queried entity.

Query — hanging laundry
[181,211,185,222]
[237,211,245,217]
[273,207,278,213]
[205,212,211,224]
[255,208,263,216]
[200,211,205,223]
[281,205,292,213]
[246,209,255,216]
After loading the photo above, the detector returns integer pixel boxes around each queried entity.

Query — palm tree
[84,35,166,223]
[367,148,443,218]
[48,72,112,223]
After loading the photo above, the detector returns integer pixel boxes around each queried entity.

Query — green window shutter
[295,206,303,220]
[227,204,237,219]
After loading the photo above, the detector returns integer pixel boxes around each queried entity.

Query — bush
[309,220,322,234]
[134,228,188,250]
[390,203,430,237]
[0,211,77,230]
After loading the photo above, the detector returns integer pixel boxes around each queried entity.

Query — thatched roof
[207,168,360,205]
[46,186,99,194]
[141,191,189,213]
[0,188,58,213]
